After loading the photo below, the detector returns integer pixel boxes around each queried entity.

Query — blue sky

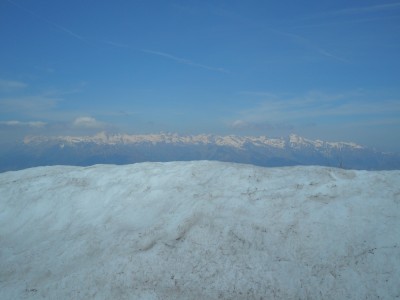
[1,0,400,151]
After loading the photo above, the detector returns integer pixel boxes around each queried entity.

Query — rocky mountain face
[1,132,399,172]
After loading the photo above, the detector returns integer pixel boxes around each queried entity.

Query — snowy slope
[1,161,399,299]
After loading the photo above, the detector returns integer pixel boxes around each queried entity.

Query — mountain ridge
[1,132,398,172]
[24,132,366,151]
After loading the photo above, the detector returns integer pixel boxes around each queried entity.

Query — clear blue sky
[1,0,399,151]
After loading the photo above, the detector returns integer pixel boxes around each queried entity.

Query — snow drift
[1,161,399,299]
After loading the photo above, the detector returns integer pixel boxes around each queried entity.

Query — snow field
[0,161,399,299]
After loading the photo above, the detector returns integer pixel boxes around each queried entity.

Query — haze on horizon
[1,0,400,151]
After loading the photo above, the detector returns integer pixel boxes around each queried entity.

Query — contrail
[269,28,348,63]
[103,40,229,73]
[141,49,230,73]
[7,0,229,74]
[6,0,87,43]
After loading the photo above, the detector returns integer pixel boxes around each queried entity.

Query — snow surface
[1,161,399,299]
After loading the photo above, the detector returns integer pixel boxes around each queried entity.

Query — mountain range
[1,132,399,172]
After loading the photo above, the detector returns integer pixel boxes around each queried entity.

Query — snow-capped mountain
[1,132,399,172]
[1,161,399,299]
[23,132,363,151]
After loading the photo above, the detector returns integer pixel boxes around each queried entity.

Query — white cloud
[0,120,46,128]
[0,79,27,91]
[73,117,104,129]
[231,120,250,129]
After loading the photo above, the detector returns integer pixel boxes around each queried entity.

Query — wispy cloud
[6,0,87,42]
[172,4,347,63]
[206,9,349,63]
[292,15,400,30]
[292,2,400,29]
[269,29,348,62]
[103,40,133,49]
[103,40,229,73]
[230,119,293,131]
[0,79,27,91]
[239,91,284,98]
[141,49,229,73]
[0,120,46,128]
[332,3,400,15]
[234,90,400,126]
[35,66,56,74]
[0,95,59,113]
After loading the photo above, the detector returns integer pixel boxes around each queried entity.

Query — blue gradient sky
[1,0,400,151]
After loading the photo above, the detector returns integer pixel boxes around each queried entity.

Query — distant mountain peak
[285,133,365,151]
